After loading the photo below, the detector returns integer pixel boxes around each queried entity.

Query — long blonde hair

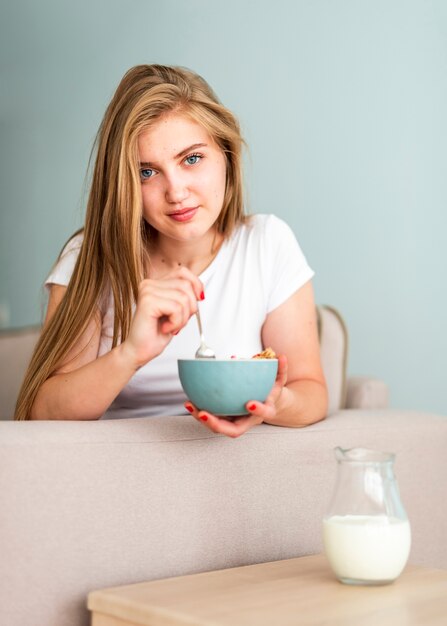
[15,64,246,420]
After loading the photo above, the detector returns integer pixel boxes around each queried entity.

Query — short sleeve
[45,233,83,291]
[264,215,314,313]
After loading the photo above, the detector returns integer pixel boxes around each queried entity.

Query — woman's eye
[185,154,202,166]
[140,168,154,180]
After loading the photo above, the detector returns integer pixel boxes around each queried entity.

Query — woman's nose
[165,172,189,204]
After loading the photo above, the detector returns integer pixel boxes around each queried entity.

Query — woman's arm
[185,281,328,436]
[31,268,203,420]
[31,285,137,420]
[259,280,328,426]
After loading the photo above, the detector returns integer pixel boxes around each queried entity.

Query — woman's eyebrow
[139,143,208,167]
[175,142,207,159]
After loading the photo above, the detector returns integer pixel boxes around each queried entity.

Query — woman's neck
[147,229,224,278]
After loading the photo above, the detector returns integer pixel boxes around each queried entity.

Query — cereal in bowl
[252,347,277,359]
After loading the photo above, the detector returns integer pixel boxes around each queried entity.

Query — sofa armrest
[0,326,40,420]
[345,376,389,410]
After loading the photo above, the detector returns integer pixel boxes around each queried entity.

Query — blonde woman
[15,64,328,436]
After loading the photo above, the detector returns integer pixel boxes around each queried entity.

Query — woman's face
[137,112,227,244]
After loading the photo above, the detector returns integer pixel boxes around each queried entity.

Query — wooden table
[88,554,447,625]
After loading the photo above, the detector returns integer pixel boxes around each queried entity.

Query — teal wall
[1,0,446,414]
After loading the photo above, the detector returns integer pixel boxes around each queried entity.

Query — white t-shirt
[46,214,314,418]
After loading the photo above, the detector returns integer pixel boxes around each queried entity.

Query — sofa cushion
[316,305,348,414]
[0,326,40,420]
[0,411,446,626]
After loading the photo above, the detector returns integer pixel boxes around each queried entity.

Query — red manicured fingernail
[249,404,256,411]
[200,414,208,421]
[173,330,180,336]
[200,291,205,301]
[185,404,194,413]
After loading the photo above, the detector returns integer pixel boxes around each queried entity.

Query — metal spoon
[195,305,216,359]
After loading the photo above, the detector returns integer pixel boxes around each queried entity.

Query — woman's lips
[168,207,198,222]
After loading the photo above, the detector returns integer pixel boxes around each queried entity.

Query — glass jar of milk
[323,447,411,585]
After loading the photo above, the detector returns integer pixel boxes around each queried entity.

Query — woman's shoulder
[233,213,308,267]
[242,212,291,228]
[59,230,84,257]
[46,230,84,288]
[236,213,296,241]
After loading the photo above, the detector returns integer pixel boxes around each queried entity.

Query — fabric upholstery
[316,305,348,413]
[0,411,446,626]
[0,326,39,420]
[346,376,389,410]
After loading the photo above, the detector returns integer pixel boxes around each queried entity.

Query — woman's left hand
[184,355,288,438]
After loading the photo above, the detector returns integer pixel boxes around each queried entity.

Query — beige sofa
[1,307,446,626]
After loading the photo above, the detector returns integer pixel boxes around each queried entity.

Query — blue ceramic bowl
[178,358,278,417]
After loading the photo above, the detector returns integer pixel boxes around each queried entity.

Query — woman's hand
[122,267,203,369]
[184,355,288,438]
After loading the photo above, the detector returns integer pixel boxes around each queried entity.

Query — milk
[323,514,411,583]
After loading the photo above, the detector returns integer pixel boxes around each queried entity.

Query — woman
[15,64,328,436]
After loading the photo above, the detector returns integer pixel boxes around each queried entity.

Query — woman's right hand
[122,266,204,369]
